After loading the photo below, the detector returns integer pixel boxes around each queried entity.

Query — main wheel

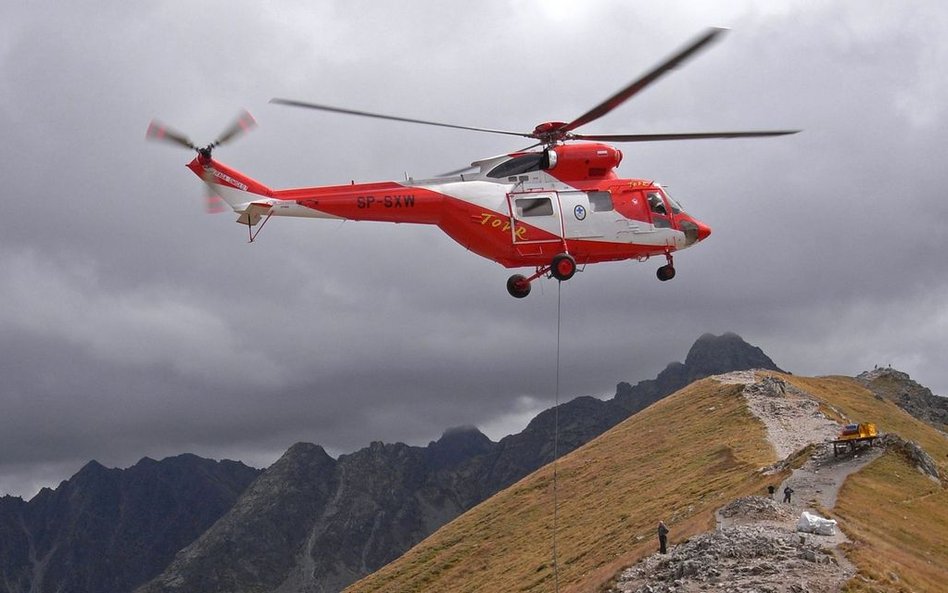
[551,253,577,281]
[506,274,531,298]
[656,264,676,281]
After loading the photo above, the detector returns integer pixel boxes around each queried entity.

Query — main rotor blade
[270,98,532,139]
[146,120,197,150]
[213,110,257,147]
[569,130,801,142]
[561,27,727,134]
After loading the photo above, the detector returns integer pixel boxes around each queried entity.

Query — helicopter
[147,27,798,298]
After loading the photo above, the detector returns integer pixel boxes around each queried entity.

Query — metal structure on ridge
[147,28,798,298]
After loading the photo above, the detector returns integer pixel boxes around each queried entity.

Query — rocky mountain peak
[75,458,109,477]
[857,367,947,431]
[428,425,494,469]
[613,333,781,413]
[684,332,783,378]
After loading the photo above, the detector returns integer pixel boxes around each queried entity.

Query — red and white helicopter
[148,28,797,298]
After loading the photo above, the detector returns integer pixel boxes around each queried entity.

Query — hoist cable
[551,281,562,593]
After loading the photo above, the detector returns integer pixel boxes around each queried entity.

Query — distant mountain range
[0,455,259,593]
[138,332,782,593]
[11,331,936,593]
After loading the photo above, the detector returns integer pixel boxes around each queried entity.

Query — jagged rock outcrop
[880,433,942,481]
[612,523,849,593]
[0,455,260,593]
[857,367,948,431]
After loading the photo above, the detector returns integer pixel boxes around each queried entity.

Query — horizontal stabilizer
[236,202,273,227]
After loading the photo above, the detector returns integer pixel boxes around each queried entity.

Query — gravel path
[611,372,881,593]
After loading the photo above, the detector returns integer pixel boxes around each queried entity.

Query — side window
[587,191,614,212]
[516,197,554,217]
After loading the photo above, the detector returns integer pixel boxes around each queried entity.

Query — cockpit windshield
[663,188,685,214]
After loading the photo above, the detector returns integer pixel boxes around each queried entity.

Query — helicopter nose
[695,220,711,241]
[679,218,712,246]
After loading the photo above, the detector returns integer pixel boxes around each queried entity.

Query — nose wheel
[507,274,531,298]
[506,253,577,298]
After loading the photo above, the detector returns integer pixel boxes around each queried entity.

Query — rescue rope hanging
[551,280,562,593]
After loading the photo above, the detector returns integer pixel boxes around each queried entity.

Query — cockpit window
[647,191,672,228]
[487,153,546,179]
[588,191,614,212]
[647,192,667,215]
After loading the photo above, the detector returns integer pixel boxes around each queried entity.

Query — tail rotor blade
[213,110,257,148]
[145,120,197,150]
[147,111,254,213]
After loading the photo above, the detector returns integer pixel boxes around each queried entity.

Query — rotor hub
[532,121,569,144]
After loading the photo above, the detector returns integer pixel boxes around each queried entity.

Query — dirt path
[779,442,882,511]
[612,372,880,593]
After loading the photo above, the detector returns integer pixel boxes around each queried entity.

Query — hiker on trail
[657,521,669,554]
[783,485,794,503]
[767,485,776,499]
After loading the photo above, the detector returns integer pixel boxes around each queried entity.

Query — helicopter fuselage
[188,142,711,274]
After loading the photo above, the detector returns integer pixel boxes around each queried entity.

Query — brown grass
[344,378,776,593]
[769,373,948,593]
[835,453,947,593]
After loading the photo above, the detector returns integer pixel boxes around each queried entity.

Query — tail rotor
[146,110,257,212]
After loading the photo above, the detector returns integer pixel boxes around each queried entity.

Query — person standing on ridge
[783,485,794,503]
[657,521,669,554]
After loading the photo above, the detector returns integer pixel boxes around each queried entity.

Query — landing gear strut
[657,252,676,282]
[506,252,577,298]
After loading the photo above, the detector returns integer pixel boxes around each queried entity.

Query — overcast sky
[2,1,946,499]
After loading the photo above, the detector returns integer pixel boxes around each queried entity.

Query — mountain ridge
[136,332,783,593]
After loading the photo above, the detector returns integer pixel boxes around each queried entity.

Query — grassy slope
[345,373,947,593]
[777,375,948,593]
[345,379,777,593]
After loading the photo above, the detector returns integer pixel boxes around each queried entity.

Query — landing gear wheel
[506,274,531,298]
[656,264,676,281]
[550,253,577,281]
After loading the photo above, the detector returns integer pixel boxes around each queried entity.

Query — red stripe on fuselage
[276,182,444,224]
